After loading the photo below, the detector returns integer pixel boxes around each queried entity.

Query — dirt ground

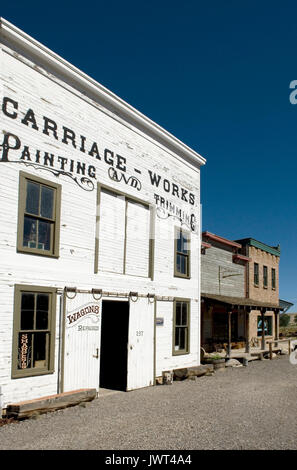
[0,355,296,450]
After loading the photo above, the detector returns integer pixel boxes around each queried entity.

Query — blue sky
[1,0,296,309]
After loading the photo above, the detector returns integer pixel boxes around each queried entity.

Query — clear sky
[1,0,296,310]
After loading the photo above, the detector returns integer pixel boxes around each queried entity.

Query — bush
[280,314,290,327]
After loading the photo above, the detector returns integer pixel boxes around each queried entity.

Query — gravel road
[0,355,296,450]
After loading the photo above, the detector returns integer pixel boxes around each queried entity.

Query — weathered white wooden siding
[201,242,245,297]
[0,38,202,407]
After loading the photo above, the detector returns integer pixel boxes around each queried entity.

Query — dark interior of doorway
[100,300,129,391]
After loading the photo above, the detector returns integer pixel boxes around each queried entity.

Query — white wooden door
[63,293,101,392]
[127,297,154,390]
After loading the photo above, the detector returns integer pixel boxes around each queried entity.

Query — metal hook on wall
[147,293,155,303]
[92,288,102,301]
[64,286,77,299]
[129,291,139,302]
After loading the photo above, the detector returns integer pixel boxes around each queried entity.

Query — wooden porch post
[228,311,232,357]
[274,310,279,344]
[261,309,266,350]
[245,308,250,353]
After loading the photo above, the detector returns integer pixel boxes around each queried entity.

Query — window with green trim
[174,228,190,278]
[173,300,190,355]
[17,172,61,257]
[263,265,268,288]
[12,285,56,378]
[254,263,259,285]
[271,268,276,289]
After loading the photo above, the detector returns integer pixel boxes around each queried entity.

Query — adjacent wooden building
[0,19,206,411]
[201,232,282,354]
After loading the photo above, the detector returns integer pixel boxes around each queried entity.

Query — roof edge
[0,18,206,168]
[202,231,242,249]
[235,238,280,257]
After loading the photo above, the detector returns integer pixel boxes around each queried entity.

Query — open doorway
[99,300,129,391]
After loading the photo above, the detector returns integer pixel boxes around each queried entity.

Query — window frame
[263,265,268,288]
[17,171,61,258]
[174,227,191,279]
[12,284,57,379]
[172,298,190,356]
[257,315,273,337]
[254,262,259,286]
[271,268,276,290]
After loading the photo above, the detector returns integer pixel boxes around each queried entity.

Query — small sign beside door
[66,302,100,328]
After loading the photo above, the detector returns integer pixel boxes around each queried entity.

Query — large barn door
[127,297,154,391]
[63,292,101,392]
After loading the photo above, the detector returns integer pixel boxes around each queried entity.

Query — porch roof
[201,293,282,311]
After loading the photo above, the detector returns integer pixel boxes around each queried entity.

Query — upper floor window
[263,265,268,288]
[174,228,190,278]
[271,268,276,289]
[254,262,259,286]
[17,172,61,257]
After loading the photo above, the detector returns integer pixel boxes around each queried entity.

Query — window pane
[181,302,188,325]
[179,327,186,350]
[177,254,187,274]
[38,220,51,250]
[181,234,188,254]
[41,186,54,219]
[21,293,34,330]
[33,333,47,368]
[26,182,40,215]
[18,332,32,369]
[181,255,186,274]
[36,294,49,329]
[176,254,181,273]
[175,327,180,349]
[175,302,181,325]
[23,216,37,248]
[177,232,182,253]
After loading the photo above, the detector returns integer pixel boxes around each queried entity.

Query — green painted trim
[172,298,190,356]
[60,289,67,393]
[94,183,101,274]
[249,239,280,257]
[153,298,156,385]
[11,284,57,379]
[17,171,61,258]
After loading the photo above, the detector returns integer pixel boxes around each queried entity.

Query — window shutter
[125,199,150,277]
[98,189,126,273]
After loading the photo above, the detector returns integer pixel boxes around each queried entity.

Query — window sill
[17,247,59,259]
[172,350,190,356]
[12,368,54,379]
[174,273,191,280]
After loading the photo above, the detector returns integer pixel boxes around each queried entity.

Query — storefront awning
[201,293,282,311]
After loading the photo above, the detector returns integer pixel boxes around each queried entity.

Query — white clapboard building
[0,19,206,411]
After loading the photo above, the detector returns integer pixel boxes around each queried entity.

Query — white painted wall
[0,38,202,407]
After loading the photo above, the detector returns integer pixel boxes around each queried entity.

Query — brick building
[201,233,282,354]
[236,238,281,348]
